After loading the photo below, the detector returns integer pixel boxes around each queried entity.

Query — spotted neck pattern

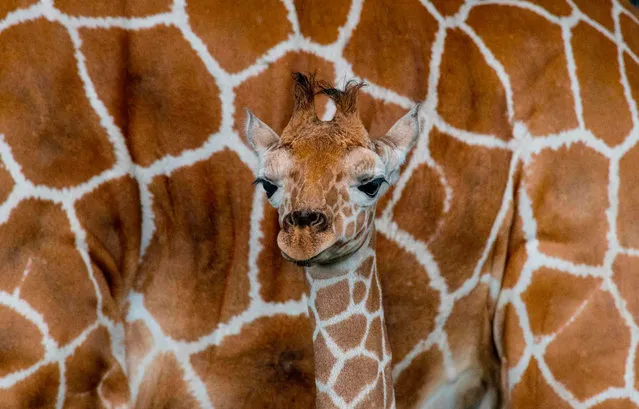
[305,232,394,409]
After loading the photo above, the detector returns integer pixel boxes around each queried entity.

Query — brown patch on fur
[522,268,601,335]
[354,377,384,409]
[526,143,609,265]
[573,22,633,146]
[136,353,200,409]
[366,275,381,313]
[0,363,59,407]
[394,347,444,408]
[334,356,379,403]
[315,279,349,320]
[314,333,335,384]
[618,62,639,249]
[501,303,526,369]
[76,176,141,317]
[545,290,629,400]
[430,0,464,16]
[318,392,340,409]
[622,15,639,57]
[0,164,13,204]
[510,359,573,409]
[65,326,130,407]
[444,286,493,371]
[100,363,130,408]
[190,315,314,409]
[357,256,374,278]
[353,281,366,304]
[294,0,351,44]
[0,305,44,377]
[502,182,528,290]
[326,314,367,350]
[612,255,639,322]
[393,161,446,244]
[187,0,292,73]
[365,317,383,358]
[327,186,340,210]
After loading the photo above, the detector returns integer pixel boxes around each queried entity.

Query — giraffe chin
[277,229,337,267]
[280,249,327,267]
[279,234,368,267]
[280,248,336,267]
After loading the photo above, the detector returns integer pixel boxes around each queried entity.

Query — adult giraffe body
[0,0,637,408]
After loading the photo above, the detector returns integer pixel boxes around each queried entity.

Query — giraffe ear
[374,104,421,182]
[245,108,280,154]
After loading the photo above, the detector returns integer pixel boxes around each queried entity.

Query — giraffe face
[256,134,388,265]
[246,74,421,266]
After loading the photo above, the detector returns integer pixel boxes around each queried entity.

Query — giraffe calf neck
[305,233,395,409]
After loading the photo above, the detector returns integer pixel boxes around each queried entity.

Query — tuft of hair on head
[292,72,318,117]
[317,79,366,116]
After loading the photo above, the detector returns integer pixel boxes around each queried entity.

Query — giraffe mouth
[280,236,367,267]
[280,249,325,267]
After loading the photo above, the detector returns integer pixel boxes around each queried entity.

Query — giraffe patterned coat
[0,0,638,408]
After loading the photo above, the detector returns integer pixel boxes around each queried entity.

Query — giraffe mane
[292,72,318,116]
[291,72,367,119]
[317,79,366,115]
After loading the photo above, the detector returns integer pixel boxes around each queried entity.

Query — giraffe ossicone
[246,73,421,408]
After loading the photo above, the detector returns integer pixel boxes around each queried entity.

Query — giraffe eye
[254,178,278,198]
[358,177,386,197]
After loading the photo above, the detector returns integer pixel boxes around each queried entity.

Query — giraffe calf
[247,73,420,409]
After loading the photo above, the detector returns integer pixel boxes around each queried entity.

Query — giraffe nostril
[287,210,329,232]
[283,214,294,231]
[309,213,328,232]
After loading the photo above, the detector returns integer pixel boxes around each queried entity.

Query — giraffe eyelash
[358,177,387,197]
[253,178,279,199]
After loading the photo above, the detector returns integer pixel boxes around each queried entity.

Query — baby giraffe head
[246,73,421,267]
